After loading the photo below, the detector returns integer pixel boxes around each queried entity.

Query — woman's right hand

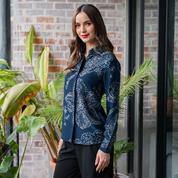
[57,139,63,154]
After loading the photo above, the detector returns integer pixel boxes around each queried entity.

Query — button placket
[70,57,85,141]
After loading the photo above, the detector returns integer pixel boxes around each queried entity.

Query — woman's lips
[81,34,89,38]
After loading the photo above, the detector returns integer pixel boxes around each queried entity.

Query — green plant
[113,138,137,178]
[0,25,61,175]
[0,131,18,178]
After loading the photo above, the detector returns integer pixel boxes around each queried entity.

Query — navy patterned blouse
[61,46,121,153]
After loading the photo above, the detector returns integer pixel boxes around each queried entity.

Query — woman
[54,4,121,178]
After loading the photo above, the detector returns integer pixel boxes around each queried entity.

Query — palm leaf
[119,59,153,108]
[38,106,63,126]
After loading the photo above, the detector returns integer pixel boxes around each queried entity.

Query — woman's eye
[86,23,91,26]
[76,24,80,27]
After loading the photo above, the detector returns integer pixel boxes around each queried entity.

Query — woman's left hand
[95,149,110,173]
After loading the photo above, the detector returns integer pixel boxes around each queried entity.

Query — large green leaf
[1,82,40,120]
[0,90,9,107]
[47,81,57,100]
[16,115,46,137]
[0,156,14,173]
[6,131,16,144]
[19,105,36,121]
[25,26,34,65]
[0,59,10,69]
[34,47,44,78]
[0,167,18,178]
[39,45,49,93]
[9,140,19,154]
[54,72,65,92]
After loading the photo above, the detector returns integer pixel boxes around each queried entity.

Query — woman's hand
[57,139,63,154]
[95,149,110,173]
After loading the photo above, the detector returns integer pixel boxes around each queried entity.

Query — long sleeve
[100,54,121,153]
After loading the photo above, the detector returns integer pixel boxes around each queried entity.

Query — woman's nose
[81,25,86,32]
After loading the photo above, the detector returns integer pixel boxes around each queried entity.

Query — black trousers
[53,141,113,178]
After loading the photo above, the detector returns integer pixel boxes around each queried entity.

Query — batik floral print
[61,46,121,153]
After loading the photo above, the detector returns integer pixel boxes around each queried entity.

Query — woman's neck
[84,41,100,58]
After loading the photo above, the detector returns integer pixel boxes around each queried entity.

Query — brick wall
[12,0,126,177]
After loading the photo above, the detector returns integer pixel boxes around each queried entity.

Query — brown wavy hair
[63,4,114,72]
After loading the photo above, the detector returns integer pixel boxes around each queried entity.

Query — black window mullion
[138,0,144,177]
[156,0,175,177]
[128,0,136,174]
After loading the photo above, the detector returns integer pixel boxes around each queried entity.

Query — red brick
[25,17,33,23]
[20,31,28,37]
[36,17,55,23]
[107,32,116,38]
[55,32,71,37]
[59,39,63,45]
[33,38,43,44]
[56,24,65,30]
[48,66,61,72]
[148,33,157,38]
[117,46,124,52]
[175,47,177,52]
[115,54,122,59]
[19,155,32,161]
[45,24,55,30]
[62,60,67,65]
[17,25,22,30]
[55,60,62,65]
[152,39,157,45]
[144,47,149,52]
[45,39,55,44]
[33,141,44,147]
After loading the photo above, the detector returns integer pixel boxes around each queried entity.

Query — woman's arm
[95,54,121,172]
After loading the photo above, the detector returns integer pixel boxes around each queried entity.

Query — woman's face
[75,12,96,45]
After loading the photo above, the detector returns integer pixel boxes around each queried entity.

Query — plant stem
[40,128,54,161]
[15,135,29,178]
